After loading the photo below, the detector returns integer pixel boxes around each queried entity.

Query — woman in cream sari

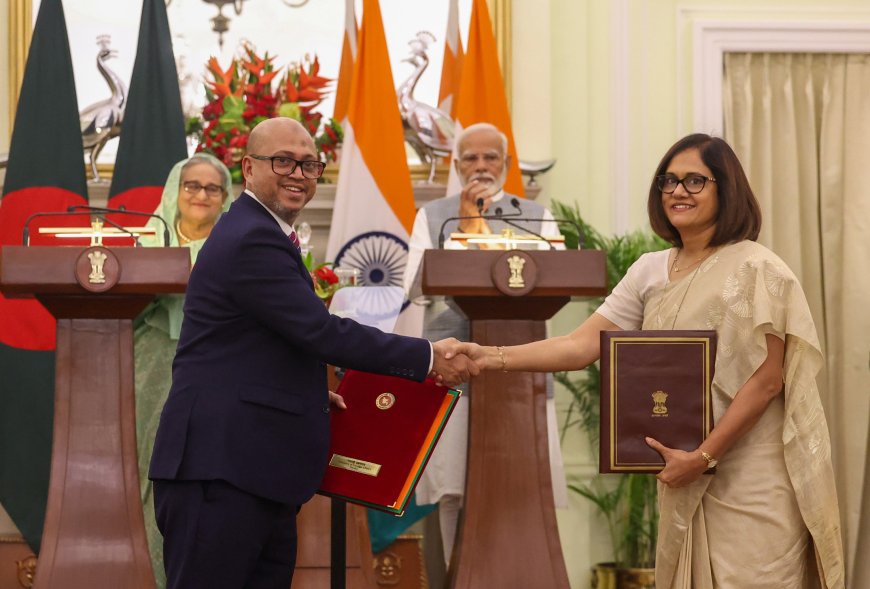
[454,134,845,588]
[134,153,232,588]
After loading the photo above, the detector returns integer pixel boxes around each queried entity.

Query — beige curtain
[724,52,870,588]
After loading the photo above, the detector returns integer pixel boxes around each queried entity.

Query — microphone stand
[22,211,139,246]
[437,211,523,249]
[492,215,553,250]
[68,205,171,246]
[436,203,586,250]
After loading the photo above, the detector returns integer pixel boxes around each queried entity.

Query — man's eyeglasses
[248,154,326,179]
[656,173,716,194]
[182,181,226,198]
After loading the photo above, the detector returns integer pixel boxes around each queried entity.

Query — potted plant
[551,200,668,589]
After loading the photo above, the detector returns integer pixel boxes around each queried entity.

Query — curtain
[723,52,870,587]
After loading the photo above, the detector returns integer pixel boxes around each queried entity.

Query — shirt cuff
[428,342,434,374]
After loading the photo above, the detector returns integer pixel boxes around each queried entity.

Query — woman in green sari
[135,153,232,587]
[453,134,845,588]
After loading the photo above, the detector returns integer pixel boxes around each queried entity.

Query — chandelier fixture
[167,1,312,48]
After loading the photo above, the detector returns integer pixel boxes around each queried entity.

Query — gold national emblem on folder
[599,330,717,474]
[375,392,395,410]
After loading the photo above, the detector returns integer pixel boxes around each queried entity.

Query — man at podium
[402,122,567,567]
[148,118,476,589]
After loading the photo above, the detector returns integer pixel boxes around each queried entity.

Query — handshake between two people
[429,338,487,388]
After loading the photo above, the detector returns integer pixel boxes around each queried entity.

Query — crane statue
[397,32,455,184]
[396,31,557,187]
[80,36,127,183]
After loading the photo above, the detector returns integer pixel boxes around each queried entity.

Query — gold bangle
[496,346,507,372]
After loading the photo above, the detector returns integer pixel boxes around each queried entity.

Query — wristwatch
[700,451,718,469]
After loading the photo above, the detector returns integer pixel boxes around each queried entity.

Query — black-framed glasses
[656,173,716,194]
[182,181,225,198]
[248,154,325,179]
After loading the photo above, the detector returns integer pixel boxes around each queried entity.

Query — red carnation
[314,266,339,285]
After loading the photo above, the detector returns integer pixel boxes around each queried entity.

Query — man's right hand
[431,338,480,387]
[457,180,494,233]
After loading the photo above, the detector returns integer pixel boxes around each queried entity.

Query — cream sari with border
[643,241,844,589]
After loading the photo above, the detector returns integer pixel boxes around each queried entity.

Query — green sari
[134,153,232,588]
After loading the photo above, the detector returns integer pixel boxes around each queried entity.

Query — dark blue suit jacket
[149,193,431,505]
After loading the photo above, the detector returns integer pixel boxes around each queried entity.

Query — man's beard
[464,170,508,194]
[261,191,297,225]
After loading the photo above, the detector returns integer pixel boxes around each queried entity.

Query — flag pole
[330,498,348,589]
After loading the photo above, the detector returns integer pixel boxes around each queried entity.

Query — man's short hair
[456,122,508,156]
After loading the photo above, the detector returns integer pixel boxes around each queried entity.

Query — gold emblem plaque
[74,246,120,293]
[329,454,382,477]
[651,390,669,417]
[507,254,526,288]
[491,249,538,296]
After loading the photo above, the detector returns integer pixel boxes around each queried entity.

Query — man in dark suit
[149,117,474,588]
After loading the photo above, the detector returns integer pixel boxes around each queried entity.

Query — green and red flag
[108,0,187,226]
[0,0,88,552]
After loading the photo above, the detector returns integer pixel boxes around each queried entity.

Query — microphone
[476,197,484,214]
[21,210,138,246]
[97,214,142,247]
[437,213,499,249]
[500,197,588,249]
[67,205,171,246]
[490,211,553,251]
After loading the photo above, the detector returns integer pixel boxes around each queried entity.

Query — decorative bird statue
[396,31,557,187]
[397,32,455,184]
[80,36,127,183]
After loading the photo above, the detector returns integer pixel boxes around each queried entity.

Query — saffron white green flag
[326,0,422,337]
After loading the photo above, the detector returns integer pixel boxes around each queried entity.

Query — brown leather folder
[599,330,716,473]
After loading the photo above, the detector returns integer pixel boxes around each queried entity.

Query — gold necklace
[175,220,194,244]
[661,246,720,328]
[670,247,715,273]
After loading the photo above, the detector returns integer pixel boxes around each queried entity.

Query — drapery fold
[724,52,870,587]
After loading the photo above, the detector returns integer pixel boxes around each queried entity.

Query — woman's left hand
[328,390,347,410]
[645,437,708,488]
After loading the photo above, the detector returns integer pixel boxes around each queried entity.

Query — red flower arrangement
[304,256,342,305]
[187,43,343,183]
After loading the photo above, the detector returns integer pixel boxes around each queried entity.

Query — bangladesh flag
[108,0,188,227]
[0,0,89,552]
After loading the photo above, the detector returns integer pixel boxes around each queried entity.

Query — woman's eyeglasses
[182,181,226,198]
[655,173,716,194]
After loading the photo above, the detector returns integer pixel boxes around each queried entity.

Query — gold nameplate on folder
[329,454,381,477]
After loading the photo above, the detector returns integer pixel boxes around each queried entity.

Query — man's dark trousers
[155,479,298,589]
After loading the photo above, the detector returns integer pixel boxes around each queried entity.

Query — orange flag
[437,0,463,117]
[449,0,524,197]
[326,0,416,282]
[332,0,357,123]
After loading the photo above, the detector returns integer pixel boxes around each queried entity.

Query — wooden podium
[0,245,191,589]
[422,249,606,589]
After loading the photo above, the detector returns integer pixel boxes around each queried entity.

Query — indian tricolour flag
[326,0,419,333]
[445,0,524,198]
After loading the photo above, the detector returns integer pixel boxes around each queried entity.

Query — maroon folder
[317,369,461,515]
[599,330,716,473]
